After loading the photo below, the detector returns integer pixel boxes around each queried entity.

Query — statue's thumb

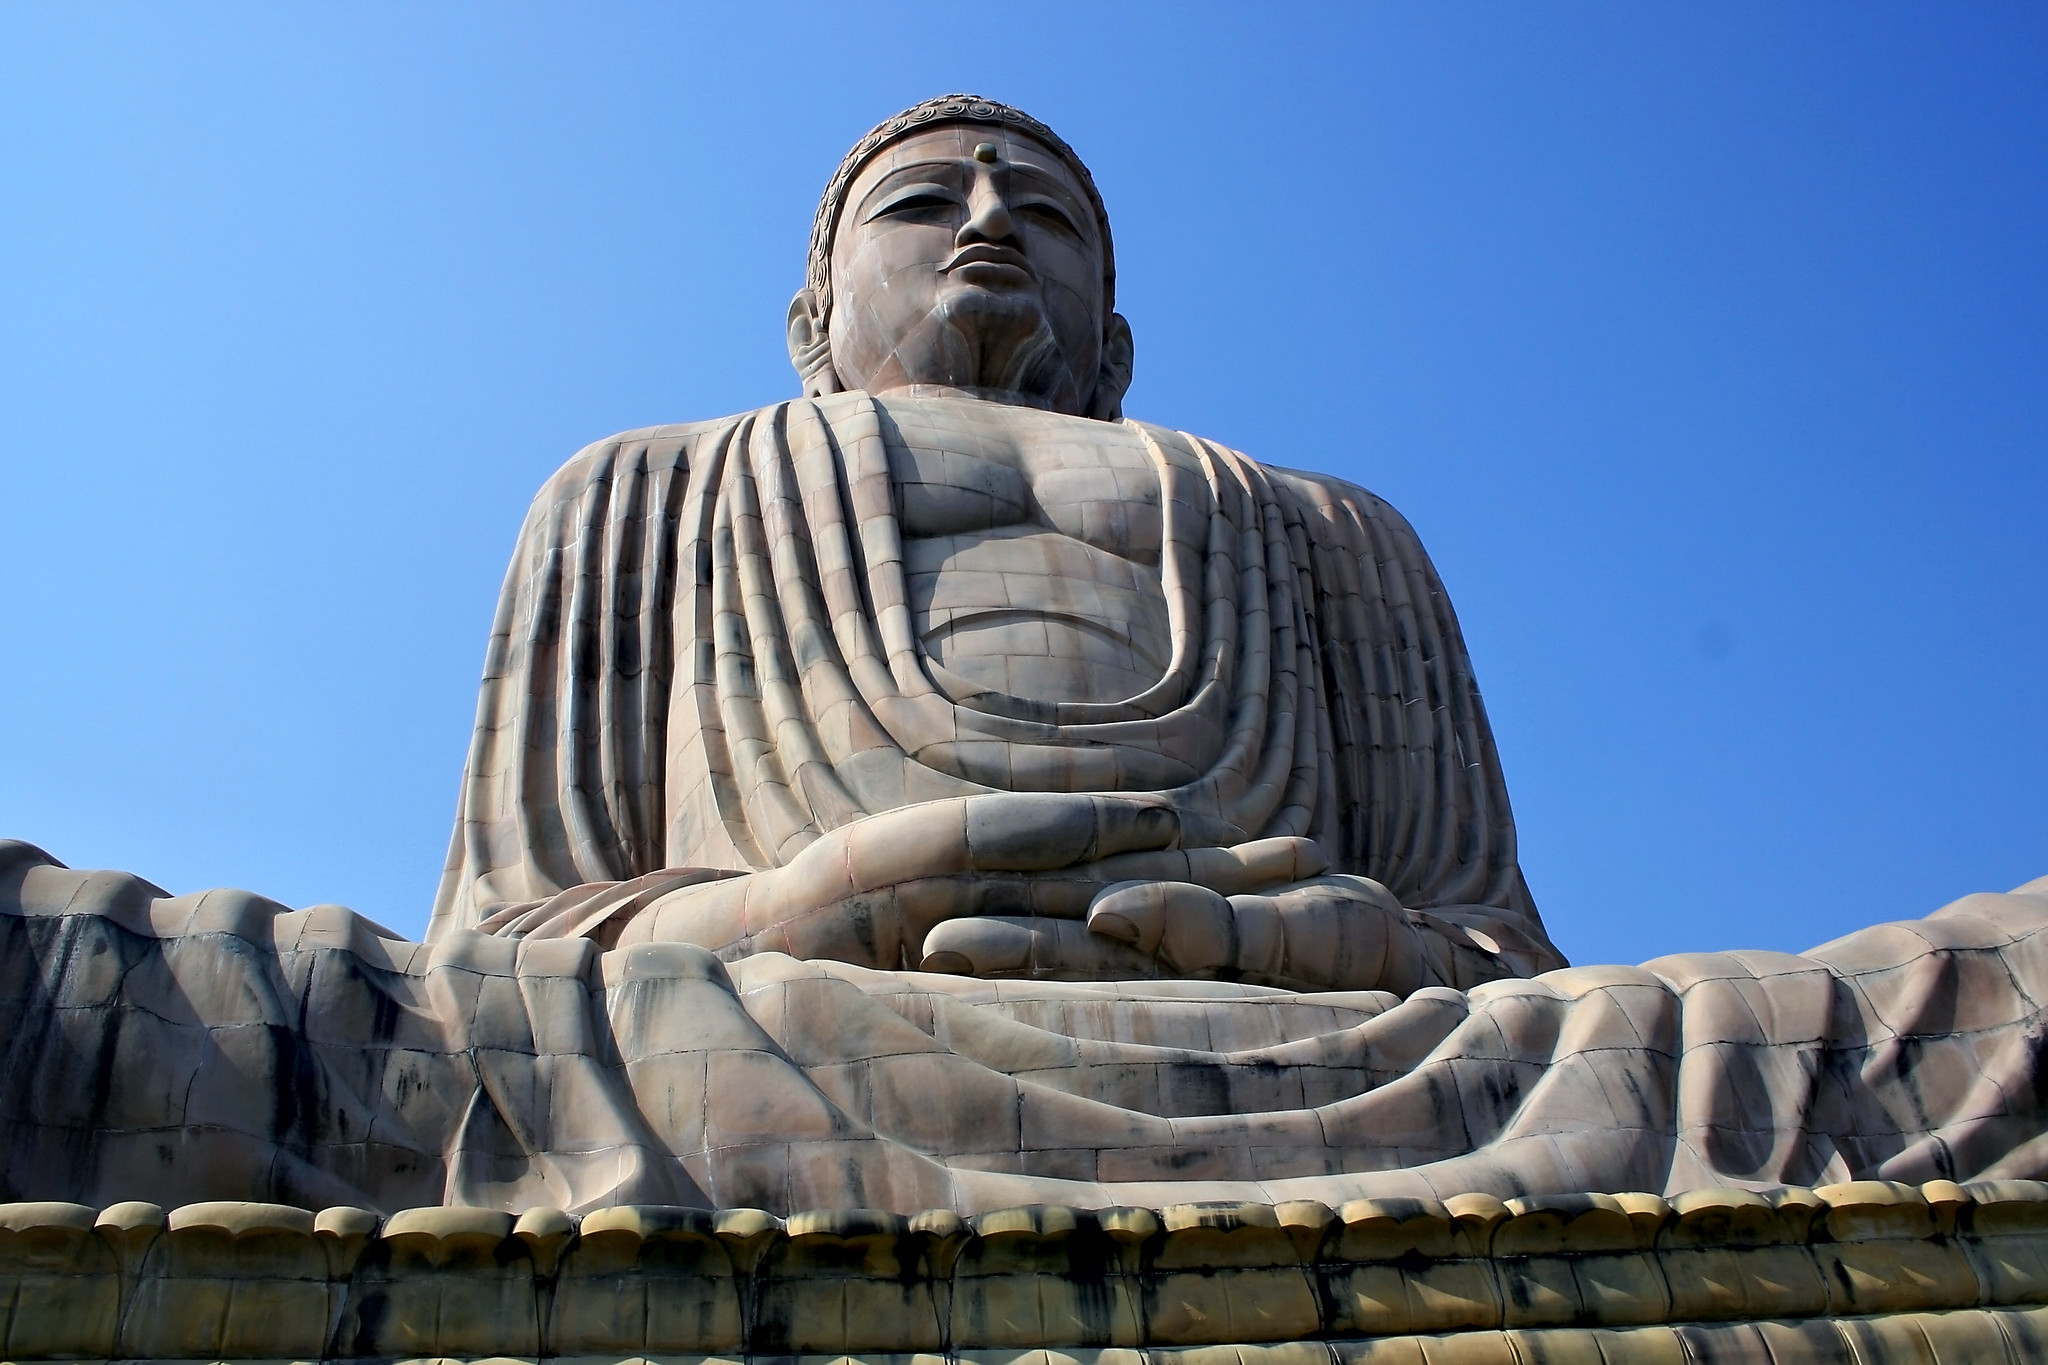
[1089,880,1233,966]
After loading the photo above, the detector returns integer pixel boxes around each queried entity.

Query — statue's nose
[957,180,1020,249]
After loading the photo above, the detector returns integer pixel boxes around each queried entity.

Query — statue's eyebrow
[1002,163,1095,240]
[853,160,969,220]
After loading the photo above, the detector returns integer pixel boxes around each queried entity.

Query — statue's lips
[941,243,1035,284]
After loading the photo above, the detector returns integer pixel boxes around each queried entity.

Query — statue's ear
[787,288,843,397]
[1088,312,1134,421]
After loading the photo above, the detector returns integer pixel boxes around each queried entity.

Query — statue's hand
[611,803,1534,993]
[1090,876,1408,988]
[623,792,1321,970]
[918,874,1415,992]
[918,874,1542,994]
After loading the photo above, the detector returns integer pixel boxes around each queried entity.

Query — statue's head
[790,95,1134,421]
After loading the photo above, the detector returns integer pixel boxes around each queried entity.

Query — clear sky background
[3,4,2042,964]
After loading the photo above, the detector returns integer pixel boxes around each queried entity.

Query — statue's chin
[860,294,1087,415]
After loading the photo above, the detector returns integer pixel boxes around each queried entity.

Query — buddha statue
[2,96,2043,1217]
[429,94,1564,998]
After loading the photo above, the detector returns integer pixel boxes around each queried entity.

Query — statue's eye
[868,184,960,224]
[1017,199,1082,240]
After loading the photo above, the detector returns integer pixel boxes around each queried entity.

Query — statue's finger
[960,793,1109,871]
[1088,880,1239,973]
[894,874,1099,960]
[1190,837,1331,889]
[842,799,976,889]
[1225,881,1403,991]
[802,792,1186,907]
[962,793,1180,872]
[1086,880,1170,954]
[927,848,1316,921]
[1085,795,1183,862]
[1086,837,1330,896]
[919,915,1036,975]
[919,915,1158,979]
[1154,885,1238,974]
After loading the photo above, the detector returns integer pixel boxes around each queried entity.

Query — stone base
[5,1181,2048,1363]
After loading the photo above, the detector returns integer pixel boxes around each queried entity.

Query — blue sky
[2,3,2042,964]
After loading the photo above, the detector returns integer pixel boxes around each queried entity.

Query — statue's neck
[868,382,1087,416]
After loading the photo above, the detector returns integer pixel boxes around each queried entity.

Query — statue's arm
[427,419,732,942]
[1270,465,1566,973]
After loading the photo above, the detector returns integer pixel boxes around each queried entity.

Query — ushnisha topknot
[806,94,1116,325]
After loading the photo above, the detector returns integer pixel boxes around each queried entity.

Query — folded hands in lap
[606,792,1513,993]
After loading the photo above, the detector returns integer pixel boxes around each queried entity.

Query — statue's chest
[882,403,1163,560]
[877,399,1171,707]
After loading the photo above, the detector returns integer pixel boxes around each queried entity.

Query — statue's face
[828,124,1108,415]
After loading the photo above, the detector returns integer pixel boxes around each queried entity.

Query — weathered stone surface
[0,1182,2044,1359]
[556,1206,742,1353]
[121,1200,334,1359]
[0,1201,115,1358]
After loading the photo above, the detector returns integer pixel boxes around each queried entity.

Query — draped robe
[3,395,2045,1215]
[429,392,1555,975]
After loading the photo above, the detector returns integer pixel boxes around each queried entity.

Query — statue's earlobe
[787,288,843,397]
[1088,313,1135,421]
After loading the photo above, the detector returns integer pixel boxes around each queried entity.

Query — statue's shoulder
[529,402,789,510]
[1274,463,1432,554]
[1130,420,1427,553]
